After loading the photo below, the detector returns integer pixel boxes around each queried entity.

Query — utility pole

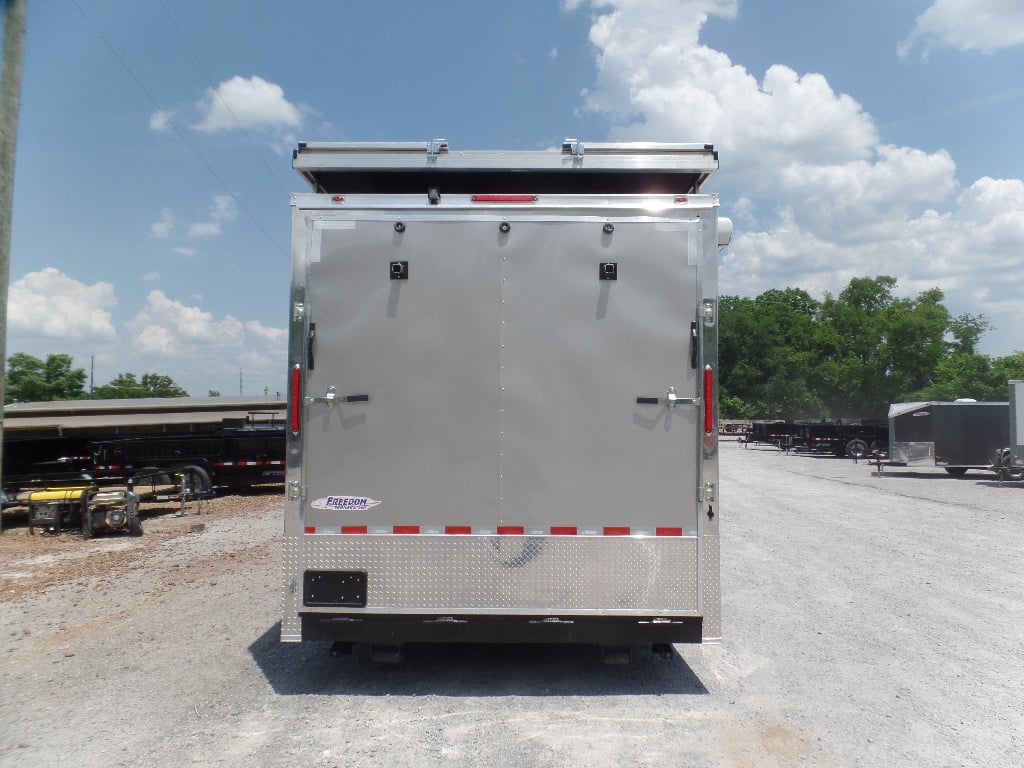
[0,0,27,533]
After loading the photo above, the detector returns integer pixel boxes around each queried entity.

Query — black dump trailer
[887,400,1008,476]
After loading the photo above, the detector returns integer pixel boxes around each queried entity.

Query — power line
[71,0,288,257]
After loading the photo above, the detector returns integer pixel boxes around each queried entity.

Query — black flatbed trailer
[2,397,285,497]
[743,420,888,458]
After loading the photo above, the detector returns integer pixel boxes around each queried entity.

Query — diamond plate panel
[292,535,699,614]
[281,537,304,641]
[700,534,721,642]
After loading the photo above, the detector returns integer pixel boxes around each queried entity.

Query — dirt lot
[1,442,1021,767]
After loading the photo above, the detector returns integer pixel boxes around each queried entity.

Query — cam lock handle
[635,386,700,410]
[306,386,370,407]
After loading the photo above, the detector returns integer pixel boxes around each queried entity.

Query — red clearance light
[290,364,301,435]
[704,365,715,435]
[471,194,538,203]
[331,195,345,203]
[675,196,689,204]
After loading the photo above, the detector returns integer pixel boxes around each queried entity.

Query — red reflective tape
[341,525,368,534]
[393,525,420,534]
[603,526,630,536]
[445,525,472,535]
[497,525,525,535]
[304,526,316,534]
[550,526,578,535]
[656,527,683,536]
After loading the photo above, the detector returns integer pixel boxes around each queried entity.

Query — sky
[4,0,1024,398]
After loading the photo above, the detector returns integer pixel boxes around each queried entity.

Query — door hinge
[701,299,716,325]
[288,481,304,501]
[427,138,448,158]
[698,482,716,502]
[562,138,585,161]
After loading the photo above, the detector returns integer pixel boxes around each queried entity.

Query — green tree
[4,353,87,403]
[92,372,189,399]
[719,288,829,419]
[817,277,950,418]
[989,352,1024,396]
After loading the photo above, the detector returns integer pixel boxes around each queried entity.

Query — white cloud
[130,290,240,353]
[187,194,238,239]
[122,291,287,395]
[149,109,174,132]
[174,247,198,257]
[7,268,118,341]
[572,0,1024,354]
[150,209,174,239]
[899,0,1024,57]
[142,272,160,282]
[187,221,221,239]
[193,75,302,134]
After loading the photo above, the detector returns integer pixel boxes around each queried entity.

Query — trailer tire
[995,449,1024,481]
[943,467,969,477]
[181,465,212,495]
[845,438,869,459]
[128,515,143,536]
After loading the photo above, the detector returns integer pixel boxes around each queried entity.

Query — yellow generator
[27,485,142,537]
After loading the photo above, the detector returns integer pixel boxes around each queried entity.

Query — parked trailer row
[742,421,888,458]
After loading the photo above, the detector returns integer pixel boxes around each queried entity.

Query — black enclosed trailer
[886,400,1008,476]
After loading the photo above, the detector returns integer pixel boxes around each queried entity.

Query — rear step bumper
[300,613,703,645]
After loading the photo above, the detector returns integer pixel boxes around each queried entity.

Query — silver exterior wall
[282,189,723,644]
[1011,381,1023,465]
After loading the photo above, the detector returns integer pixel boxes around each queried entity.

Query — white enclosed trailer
[281,140,731,656]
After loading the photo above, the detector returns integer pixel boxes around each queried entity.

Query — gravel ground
[0,442,1021,768]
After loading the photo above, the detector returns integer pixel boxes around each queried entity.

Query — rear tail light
[704,365,715,435]
[470,194,538,203]
[290,364,301,435]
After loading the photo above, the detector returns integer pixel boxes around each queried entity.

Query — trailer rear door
[299,212,704,539]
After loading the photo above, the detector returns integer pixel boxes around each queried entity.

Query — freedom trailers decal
[311,496,382,512]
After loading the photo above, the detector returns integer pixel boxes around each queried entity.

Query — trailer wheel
[943,467,969,477]
[181,465,212,495]
[845,438,869,459]
[128,515,143,536]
